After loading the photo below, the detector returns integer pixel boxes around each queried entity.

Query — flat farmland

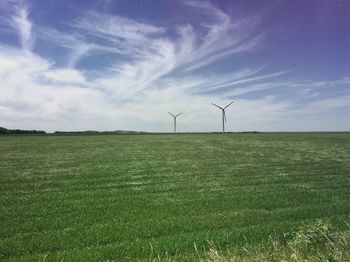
[1,133,350,261]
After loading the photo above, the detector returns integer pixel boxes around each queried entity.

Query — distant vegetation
[0,127,46,134]
[54,130,145,135]
[0,127,145,135]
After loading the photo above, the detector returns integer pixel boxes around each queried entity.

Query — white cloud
[11,6,34,51]
[177,0,263,71]
[300,95,350,113]
[43,69,86,84]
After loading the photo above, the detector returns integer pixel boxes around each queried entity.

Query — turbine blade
[212,103,223,109]
[176,112,183,117]
[168,112,175,117]
[224,101,234,109]
[223,110,227,122]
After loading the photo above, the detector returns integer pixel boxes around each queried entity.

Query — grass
[0,133,350,261]
[185,220,350,261]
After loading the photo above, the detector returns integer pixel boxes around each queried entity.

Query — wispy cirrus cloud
[177,0,264,71]
[307,95,350,111]
[11,6,34,51]
[51,0,266,101]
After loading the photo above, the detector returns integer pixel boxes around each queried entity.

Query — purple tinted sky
[0,0,349,132]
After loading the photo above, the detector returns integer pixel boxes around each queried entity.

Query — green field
[1,133,350,261]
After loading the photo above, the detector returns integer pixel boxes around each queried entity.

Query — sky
[0,0,349,132]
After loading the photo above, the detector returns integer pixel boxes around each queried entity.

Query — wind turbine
[211,101,234,133]
[168,112,182,133]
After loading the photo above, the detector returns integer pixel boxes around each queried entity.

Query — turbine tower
[212,101,234,133]
[168,112,182,133]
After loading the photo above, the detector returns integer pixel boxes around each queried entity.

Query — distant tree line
[54,130,100,134]
[54,130,145,135]
[0,127,146,135]
[0,127,46,134]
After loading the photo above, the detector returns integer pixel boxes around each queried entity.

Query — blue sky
[0,0,349,132]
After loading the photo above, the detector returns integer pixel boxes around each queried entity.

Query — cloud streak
[11,6,34,51]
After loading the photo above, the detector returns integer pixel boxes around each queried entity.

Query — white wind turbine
[211,101,234,133]
[168,112,183,133]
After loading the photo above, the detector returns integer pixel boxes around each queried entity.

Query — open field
[1,133,350,261]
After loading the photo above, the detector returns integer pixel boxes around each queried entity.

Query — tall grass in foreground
[148,220,350,262]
